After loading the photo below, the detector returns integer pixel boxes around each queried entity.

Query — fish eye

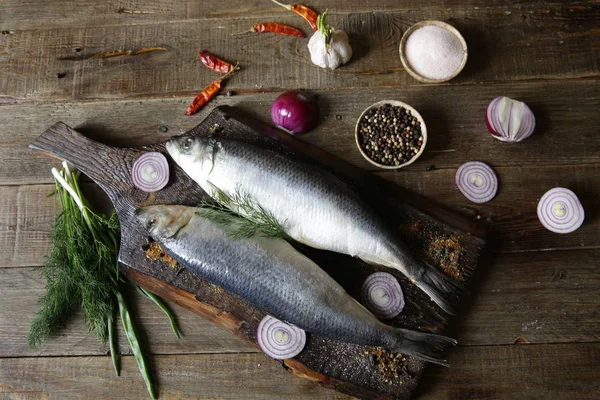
[146,217,157,229]
[182,137,194,150]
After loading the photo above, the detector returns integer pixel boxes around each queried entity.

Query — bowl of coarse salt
[399,20,468,83]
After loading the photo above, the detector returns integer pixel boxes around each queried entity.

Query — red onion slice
[455,161,498,204]
[257,315,306,360]
[537,187,585,234]
[486,96,535,143]
[361,272,405,319]
[131,152,169,192]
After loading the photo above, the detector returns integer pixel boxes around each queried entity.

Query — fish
[166,136,460,314]
[136,204,457,365]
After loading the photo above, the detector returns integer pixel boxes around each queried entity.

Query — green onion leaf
[137,286,181,339]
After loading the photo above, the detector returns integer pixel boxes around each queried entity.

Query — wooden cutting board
[30,106,486,400]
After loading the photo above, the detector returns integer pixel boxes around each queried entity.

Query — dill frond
[28,162,177,399]
[197,187,289,240]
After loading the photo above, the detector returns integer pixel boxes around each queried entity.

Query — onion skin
[486,96,535,143]
[271,91,319,135]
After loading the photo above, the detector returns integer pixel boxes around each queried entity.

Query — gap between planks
[1,76,599,107]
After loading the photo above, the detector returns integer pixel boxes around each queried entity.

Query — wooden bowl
[399,20,468,83]
[355,100,428,170]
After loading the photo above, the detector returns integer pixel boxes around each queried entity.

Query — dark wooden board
[29,106,485,399]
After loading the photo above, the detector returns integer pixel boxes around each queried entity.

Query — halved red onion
[537,188,585,234]
[455,161,498,204]
[257,315,306,360]
[486,96,535,143]
[131,152,169,192]
[361,272,405,319]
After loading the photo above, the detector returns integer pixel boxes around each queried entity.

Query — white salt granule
[404,25,465,80]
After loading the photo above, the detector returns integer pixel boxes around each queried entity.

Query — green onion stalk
[28,161,181,399]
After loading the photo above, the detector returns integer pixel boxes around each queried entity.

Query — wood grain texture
[1,248,598,359]
[0,343,598,400]
[1,0,598,399]
[419,343,600,400]
[0,1,584,30]
[0,81,598,185]
[0,267,255,358]
[27,109,485,399]
[0,2,598,102]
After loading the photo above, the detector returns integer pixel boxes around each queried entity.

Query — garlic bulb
[307,11,352,70]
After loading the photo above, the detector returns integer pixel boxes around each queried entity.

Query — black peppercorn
[358,104,424,166]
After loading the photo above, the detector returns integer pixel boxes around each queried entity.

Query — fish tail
[392,328,457,367]
[417,264,462,315]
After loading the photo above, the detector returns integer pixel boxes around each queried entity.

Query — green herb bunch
[198,187,289,240]
[29,162,181,399]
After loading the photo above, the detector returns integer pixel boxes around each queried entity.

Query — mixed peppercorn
[357,104,424,167]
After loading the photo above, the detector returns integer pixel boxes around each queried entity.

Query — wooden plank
[0,267,256,358]
[0,81,598,185]
[1,249,598,358]
[419,343,600,400]
[454,249,600,345]
[0,353,351,400]
[0,343,598,399]
[0,0,575,31]
[1,4,598,102]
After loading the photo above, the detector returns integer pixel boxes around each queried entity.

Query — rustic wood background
[0,1,598,399]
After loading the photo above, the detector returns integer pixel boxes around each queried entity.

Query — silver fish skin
[166,137,459,314]
[136,205,456,365]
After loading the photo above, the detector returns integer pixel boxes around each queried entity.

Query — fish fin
[419,265,462,315]
[393,328,457,367]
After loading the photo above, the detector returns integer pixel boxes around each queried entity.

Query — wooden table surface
[1,1,599,399]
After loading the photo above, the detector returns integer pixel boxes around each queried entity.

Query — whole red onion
[271,90,319,135]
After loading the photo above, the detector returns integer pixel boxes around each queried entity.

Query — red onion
[271,90,319,135]
[486,96,535,143]
[257,315,306,360]
[537,188,585,234]
[131,152,169,192]
[455,161,498,204]
[361,272,405,319]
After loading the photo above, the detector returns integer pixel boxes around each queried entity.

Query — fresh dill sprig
[28,161,181,399]
[197,187,289,240]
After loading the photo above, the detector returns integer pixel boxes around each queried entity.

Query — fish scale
[137,205,456,365]
[167,137,460,314]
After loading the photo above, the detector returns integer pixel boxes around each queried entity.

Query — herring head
[166,135,214,181]
[135,205,195,241]
[165,135,205,167]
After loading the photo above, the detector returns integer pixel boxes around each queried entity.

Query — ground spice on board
[404,25,464,80]
[357,104,424,167]
[144,242,178,268]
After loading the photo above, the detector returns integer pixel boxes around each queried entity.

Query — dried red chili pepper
[185,67,237,116]
[199,50,235,74]
[234,22,305,38]
[270,0,318,31]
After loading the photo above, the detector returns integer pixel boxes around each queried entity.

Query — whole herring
[307,11,352,69]
[136,205,457,365]
[166,137,460,314]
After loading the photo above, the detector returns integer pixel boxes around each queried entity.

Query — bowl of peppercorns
[355,100,427,169]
